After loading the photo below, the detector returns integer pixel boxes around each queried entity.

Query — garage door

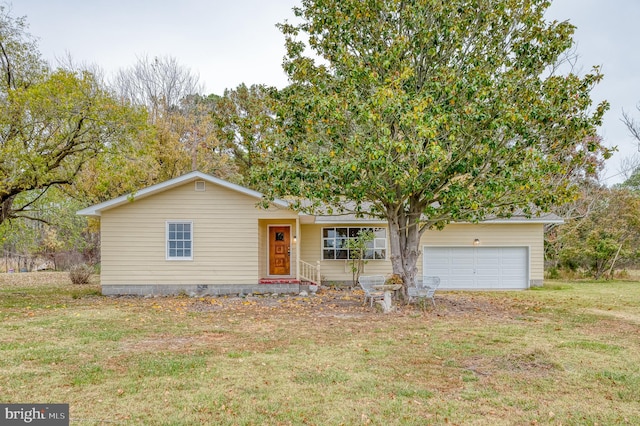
[423,247,529,290]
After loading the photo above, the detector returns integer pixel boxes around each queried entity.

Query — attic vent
[195,181,206,192]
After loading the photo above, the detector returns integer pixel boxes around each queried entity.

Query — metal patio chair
[358,275,386,307]
[407,276,440,307]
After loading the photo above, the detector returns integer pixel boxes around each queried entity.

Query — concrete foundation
[102,283,308,297]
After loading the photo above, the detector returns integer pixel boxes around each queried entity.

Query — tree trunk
[387,203,424,295]
[0,195,15,226]
[593,258,605,280]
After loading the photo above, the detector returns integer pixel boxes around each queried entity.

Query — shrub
[69,263,93,285]
[546,267,560,279]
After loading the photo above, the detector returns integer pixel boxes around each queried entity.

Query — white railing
[299,260,321,285]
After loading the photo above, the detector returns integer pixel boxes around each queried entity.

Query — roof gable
[77,171,290,217]
[78,171,563,225]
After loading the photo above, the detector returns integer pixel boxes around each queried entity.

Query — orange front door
[269,226,291,276]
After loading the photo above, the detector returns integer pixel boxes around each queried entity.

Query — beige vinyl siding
[101,181,297,286]
[421,223,544,282]
[299,224,391,283]
[299,222,544,284]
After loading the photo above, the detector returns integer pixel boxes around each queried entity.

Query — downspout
[296,217,301,281]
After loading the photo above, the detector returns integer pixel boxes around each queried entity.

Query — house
[77,171,561,296]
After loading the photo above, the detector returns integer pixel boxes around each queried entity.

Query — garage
[423,246,529,290]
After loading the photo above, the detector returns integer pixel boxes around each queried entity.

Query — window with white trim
[322,227,387,260]
[167,221,193,260]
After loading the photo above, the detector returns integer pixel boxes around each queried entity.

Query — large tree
[258,0,611,287]
[0,7,145,225]
[211,83,275,187]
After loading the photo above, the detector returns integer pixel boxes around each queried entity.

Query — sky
[10,0,640,185]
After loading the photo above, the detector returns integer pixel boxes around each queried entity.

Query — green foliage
[0,211,41,257]
[618,162,640,193]
[0,6,147,224]
[0,6,45,87]
[553,188,640,279]
[69,92,237,206]
[257,0,611,285]
[0,186,99,269]
[211,84,276,187]
[344,229,375,284]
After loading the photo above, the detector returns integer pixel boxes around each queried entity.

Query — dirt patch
[183,291,376,322]
[1,272,530,322]
[179,288,529,325]
[498,348,563,374]
[436,293,515,315]
[121,332,228,353]
[463,349,563,379]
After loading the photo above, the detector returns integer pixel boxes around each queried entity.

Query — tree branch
[0,39,13,89]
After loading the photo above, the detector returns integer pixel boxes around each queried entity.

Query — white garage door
[423,247,529,290]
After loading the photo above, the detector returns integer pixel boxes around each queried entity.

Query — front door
[269,226,291,276]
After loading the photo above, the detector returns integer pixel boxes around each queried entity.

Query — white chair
[407,276,440,307]
[358,275,386,307]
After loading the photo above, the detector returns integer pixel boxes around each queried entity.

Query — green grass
[1,274,639,424]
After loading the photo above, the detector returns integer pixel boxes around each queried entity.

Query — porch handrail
[300,260,321,285]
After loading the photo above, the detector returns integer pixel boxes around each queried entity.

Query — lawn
[1,273,639,425]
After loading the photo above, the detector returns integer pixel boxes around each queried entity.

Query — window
[167,222,193,260]
[322,227,387,260]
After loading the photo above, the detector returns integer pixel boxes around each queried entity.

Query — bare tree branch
[622,105,640,145]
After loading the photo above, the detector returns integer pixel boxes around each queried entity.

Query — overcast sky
[10,0,640,185]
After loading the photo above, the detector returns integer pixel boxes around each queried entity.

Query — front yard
[1,273,639,425]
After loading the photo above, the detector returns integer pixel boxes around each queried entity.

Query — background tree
[211,83,275,186]
[544,178,601,269]
[178,93,238,179]
[113,55,203,121]
[0,187,97,270]
[618,104,640,190]
[112,56,235,183]
[0,6,146,226]
[622,103,640,147]
[112,55,200,181]
[553,187,640,279]
[257,0,612,289]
